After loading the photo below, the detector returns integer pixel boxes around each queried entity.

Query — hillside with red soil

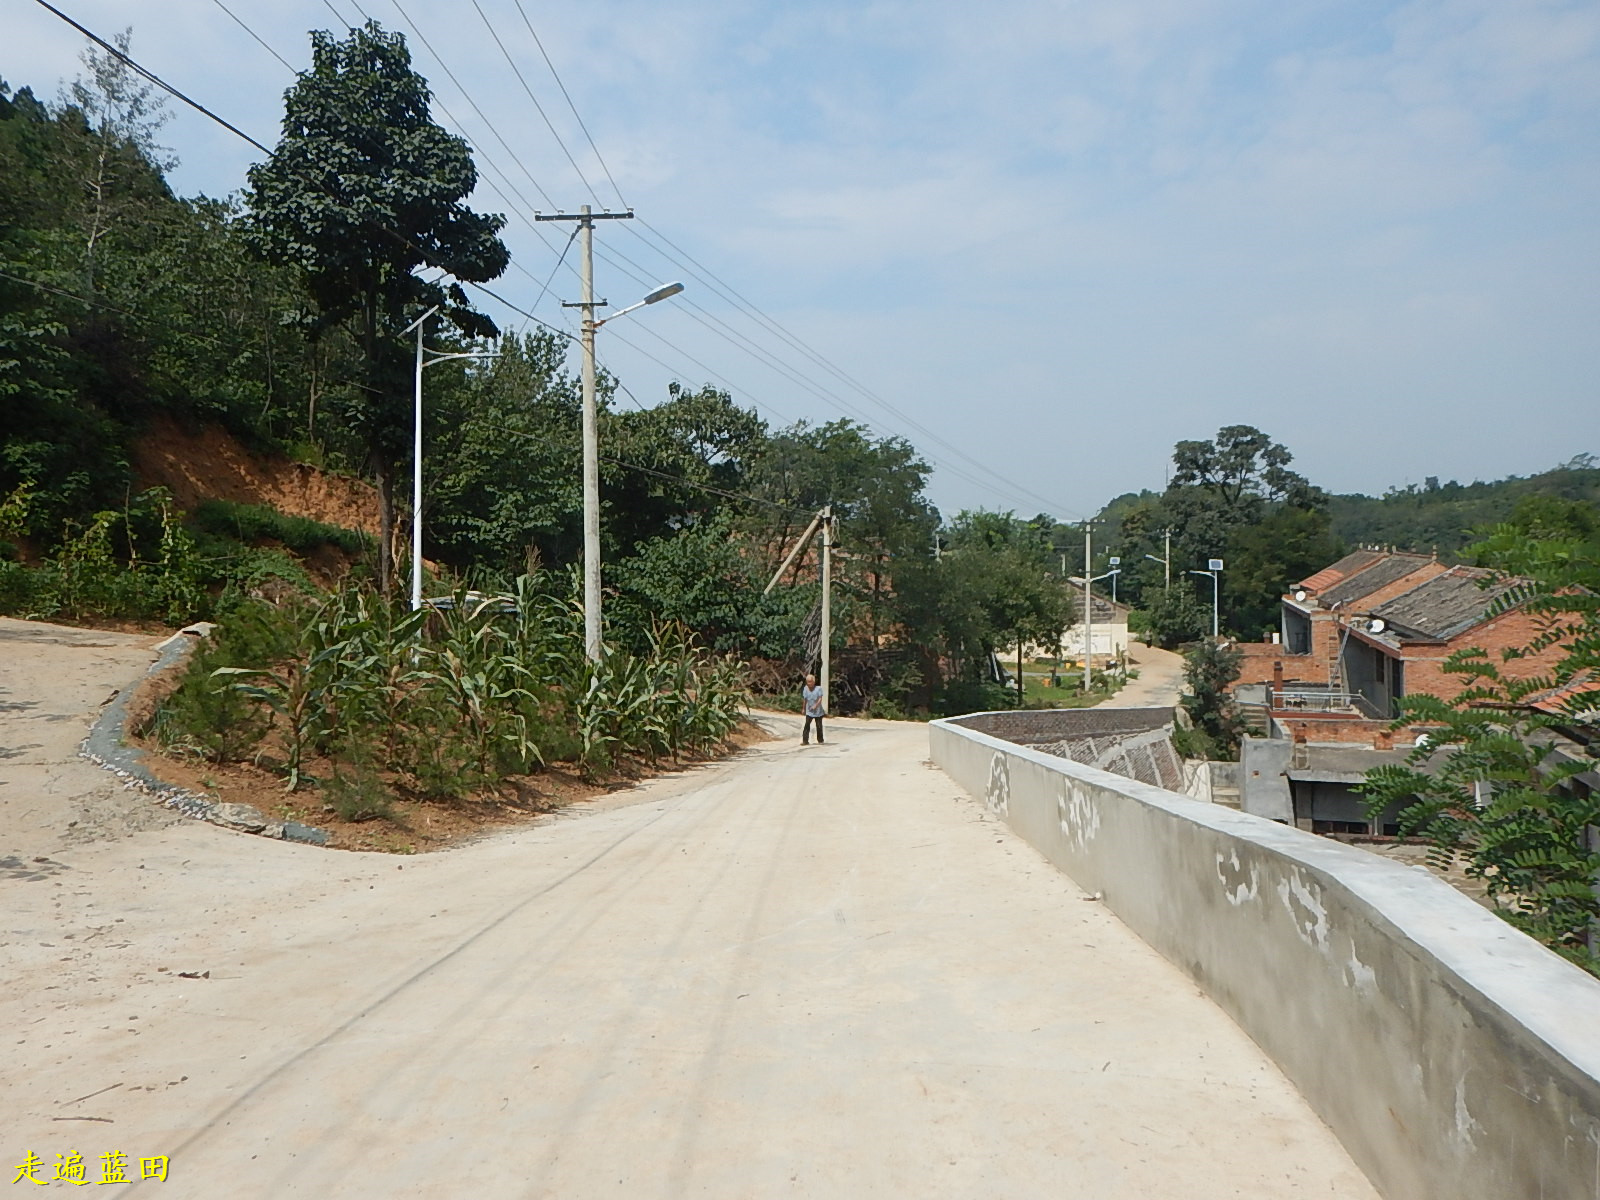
[132,417,380,536]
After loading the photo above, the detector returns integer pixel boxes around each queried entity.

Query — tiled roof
[1527,673,1600,720]
[1370,567,1524,641]
[1317,553,1435,608]
[1299,549,1384,593]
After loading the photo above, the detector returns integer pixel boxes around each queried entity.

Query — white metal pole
[578,205,602,661]
[410,320,424,612]
[1211,571,1220,639]
[820,505,832,713]
[1164,529,1172,589]
[1083,524,1093,692]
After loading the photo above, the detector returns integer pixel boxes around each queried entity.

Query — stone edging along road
[77,623,330,847]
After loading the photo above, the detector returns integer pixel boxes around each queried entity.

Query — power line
[35,0,574,350]
[30,0,272,156]
[599,456,812,518]
[467,0,602,208]
[509,0,627,209]
[207,0,295,71]
[88,0,1075,522]
[348,3,1067,517]
[0,267,228,348]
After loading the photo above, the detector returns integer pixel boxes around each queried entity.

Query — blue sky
[8,0,1598,522]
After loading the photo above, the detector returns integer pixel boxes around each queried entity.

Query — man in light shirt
[801,673,825,745]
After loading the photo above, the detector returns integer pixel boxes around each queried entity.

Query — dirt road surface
[1106,642,1186,709]
[0,619,182,863]
[2,631,1376,1199]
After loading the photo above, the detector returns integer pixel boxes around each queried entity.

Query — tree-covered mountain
[1328,456,1600,557]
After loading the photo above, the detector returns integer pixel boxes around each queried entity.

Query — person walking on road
[801,673,826,745]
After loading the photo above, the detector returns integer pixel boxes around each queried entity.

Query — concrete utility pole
[763,506,835,711]
[1083,523,1093,693]
[821,506,833,713]
[536,204,635,661]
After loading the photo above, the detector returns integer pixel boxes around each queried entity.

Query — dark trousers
[803,715,825,744]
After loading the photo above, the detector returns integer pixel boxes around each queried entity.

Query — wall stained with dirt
[930,717,1600,1200]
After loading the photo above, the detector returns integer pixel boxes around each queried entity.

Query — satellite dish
[1368,618,1387,634]
[1293,589,1307,602]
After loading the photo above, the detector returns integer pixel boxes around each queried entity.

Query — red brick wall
[1400,608,1568,703]
[1233,643,1285,686]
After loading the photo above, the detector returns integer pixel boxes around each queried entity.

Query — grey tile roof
[1300,549,1385,591]
[1317,553,1435,609]
[1370,567,1523,642]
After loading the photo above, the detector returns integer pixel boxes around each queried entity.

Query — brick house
[1232,552,1571,836]
[1235,548,1447,690]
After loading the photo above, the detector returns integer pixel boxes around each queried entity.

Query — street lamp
[402,305,500,612]
[569,277,685,660]
[1082,567,1120,692]
[1188,558,1224,638]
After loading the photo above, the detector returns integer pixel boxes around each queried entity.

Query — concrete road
[0,618,181,861]
[1105,642,1186,709]
[3,669,1374,1197]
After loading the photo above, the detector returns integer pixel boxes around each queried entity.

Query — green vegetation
[1101,425,1341,641]
[244,20,509,593]
[1177,639,1246,762]
[1331,455,1600,558]
[4,24,1593,743]
[149,578,748,806]
[1360,513,1600,974]
[188,500,367,558]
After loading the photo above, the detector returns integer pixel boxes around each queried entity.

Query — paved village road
[3,641,1376,1198]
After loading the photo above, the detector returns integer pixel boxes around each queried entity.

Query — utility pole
[764,506,835,711]
[1083,523,1093,693]
[536,204,634,661]
[1164,529,1172,588]
[821,506,833,713]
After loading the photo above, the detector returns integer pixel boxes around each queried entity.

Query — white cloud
[6,0,1597,514]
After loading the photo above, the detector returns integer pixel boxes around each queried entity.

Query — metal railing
[1270,689,1384,718]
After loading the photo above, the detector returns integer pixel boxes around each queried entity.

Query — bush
[190,499,368,557]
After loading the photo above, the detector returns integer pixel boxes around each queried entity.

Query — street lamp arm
[422,349,501,369]
[594,281,685,329]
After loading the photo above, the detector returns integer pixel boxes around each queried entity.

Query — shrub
[190,499,368,557]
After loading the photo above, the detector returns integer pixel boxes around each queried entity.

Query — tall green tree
[245,20,509,592]
[1130,425,1337,637]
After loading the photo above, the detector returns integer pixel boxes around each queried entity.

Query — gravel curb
[78,624,330,847]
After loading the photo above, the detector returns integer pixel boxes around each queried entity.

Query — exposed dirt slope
[132,416,380,537]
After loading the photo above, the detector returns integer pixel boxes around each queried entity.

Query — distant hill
[1328,455,1600,558]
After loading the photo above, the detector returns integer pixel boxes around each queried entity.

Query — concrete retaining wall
[930,716,1600,1200]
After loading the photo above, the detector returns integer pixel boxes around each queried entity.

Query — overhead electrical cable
[32,0,574,349]
[0,267,229,348]
[509,0,627,209]
[466,0,603,208]
[207,0,296,71]
[31,0,273,156]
